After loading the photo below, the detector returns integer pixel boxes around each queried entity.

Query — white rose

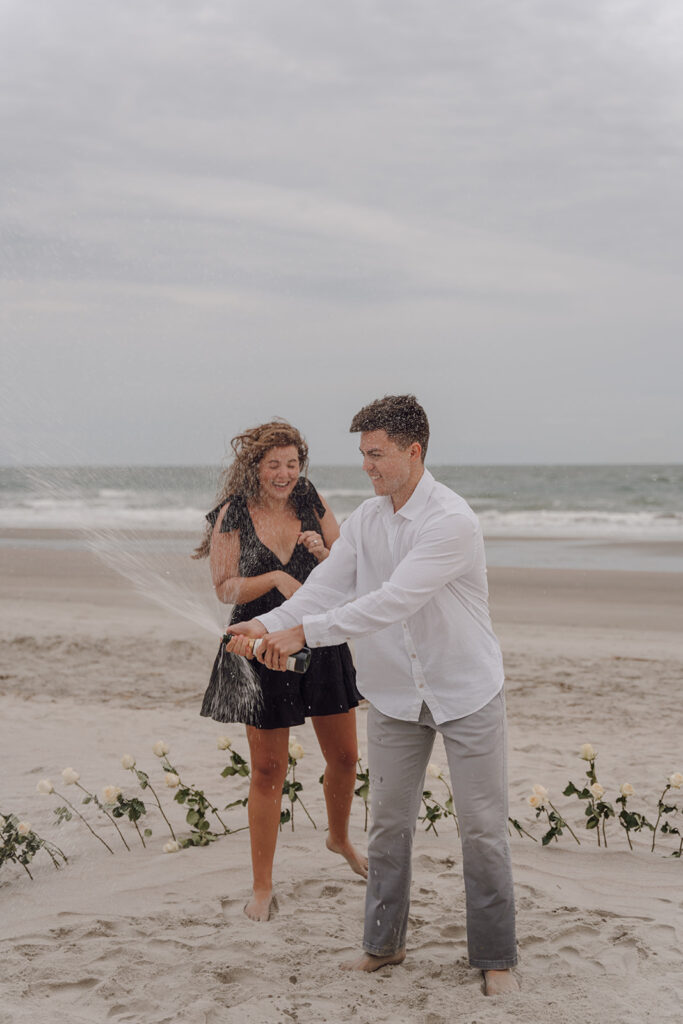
[61,767,80,785]
[36,778,54,795]
[288,738,304,761]
[163,840,180,854]
[620,783,634,797]
[102,785,122,804]
[528,794,543,808]
[532,784,549,801]
[579,744,596,761]
[216,736,232,751]
[426,763,441,779]
[590,783,605,800]
[165,772,180,788]
[152,740,169,758]
[668,772,683,790]
[17,821,32,835]
[121,754,136,769]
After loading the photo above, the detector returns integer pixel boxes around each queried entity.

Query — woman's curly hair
[193,419,309,558]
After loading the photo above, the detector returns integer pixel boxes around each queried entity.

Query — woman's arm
[297,493,340,562]
[209,504,300,604]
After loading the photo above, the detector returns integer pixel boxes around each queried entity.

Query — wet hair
[349,394,429,462]
[193,419,308,558]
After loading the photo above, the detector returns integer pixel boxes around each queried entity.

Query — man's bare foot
[243,890,278,922]
[483,969,519,996]
[326,837,368,879]
[340,950,406,972]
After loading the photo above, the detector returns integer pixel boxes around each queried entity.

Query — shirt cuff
[257,607,299,633]
[302,612,349,648]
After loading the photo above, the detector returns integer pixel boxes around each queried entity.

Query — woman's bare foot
[243,890,278,922]
[326,837,368,878]
[483,969,519,995]
[340,950,406,972]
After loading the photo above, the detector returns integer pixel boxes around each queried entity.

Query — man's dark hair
[349,394,429,461]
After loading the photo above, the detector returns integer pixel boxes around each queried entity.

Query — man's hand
[225,619,267,658]
[254,626,307,671]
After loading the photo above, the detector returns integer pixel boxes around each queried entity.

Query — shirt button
[411,654,417,659]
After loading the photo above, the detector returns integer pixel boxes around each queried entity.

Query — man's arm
[255,520,358,633]
[303,513,478,647]
[231,511,479,671]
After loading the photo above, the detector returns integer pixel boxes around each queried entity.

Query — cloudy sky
[2,0,682,465]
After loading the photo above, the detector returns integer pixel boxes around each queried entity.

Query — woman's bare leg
[312,711,368,878]
[244,724,289,920]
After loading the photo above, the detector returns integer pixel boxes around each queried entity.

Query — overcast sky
[2,0,682,465]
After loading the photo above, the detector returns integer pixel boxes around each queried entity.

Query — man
[228,395,518,995]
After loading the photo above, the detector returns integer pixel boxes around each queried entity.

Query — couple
[200,395,518,995]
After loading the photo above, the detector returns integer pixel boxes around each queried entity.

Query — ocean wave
[318,488,374,498]
[2,494,683,540]
[0,500,207,530]
[478,509,683,539]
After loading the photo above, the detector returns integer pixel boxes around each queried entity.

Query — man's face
[359,430,416,498]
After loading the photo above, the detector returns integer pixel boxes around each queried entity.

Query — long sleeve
[303,512,478,647]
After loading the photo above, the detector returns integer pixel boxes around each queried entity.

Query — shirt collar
[393,468,434,520]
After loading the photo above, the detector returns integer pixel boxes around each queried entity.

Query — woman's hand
[274,571,302,599]
[298,530,328,562]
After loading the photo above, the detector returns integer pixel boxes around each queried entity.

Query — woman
[195,420,366,922]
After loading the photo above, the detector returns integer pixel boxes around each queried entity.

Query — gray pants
[364,690,517,969]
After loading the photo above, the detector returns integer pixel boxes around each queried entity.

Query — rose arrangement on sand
[7,740,682,881]
[419,763,459,836]
[280,737,316,831]
[564,745,616,847]
[121,751,177,843]
[525,783,580,846]
[0,811,67,879]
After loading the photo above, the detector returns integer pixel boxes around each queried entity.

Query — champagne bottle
[221,633,312,674]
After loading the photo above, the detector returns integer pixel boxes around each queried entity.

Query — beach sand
[1,535,682,1023]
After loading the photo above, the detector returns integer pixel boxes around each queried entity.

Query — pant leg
[363,704,436,955]
[435,689,517,969]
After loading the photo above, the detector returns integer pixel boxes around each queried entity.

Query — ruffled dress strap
[204,494,249,533]
[291,477,326,521]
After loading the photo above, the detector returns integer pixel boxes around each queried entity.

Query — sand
[1,534,682,1024]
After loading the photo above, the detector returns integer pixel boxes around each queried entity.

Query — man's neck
[391,466,425,513]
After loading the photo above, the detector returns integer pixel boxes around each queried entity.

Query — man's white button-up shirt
[256,469,504,724]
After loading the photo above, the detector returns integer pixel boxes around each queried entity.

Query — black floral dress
[200,478,360,729]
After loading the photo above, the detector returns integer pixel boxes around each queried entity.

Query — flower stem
[76,783,130,851]
[208,804,230,835]
[144,780,177,841]
[651,786,669,853]
[548,802,581,845]
[54,790,115,855]
[132,819,146,848]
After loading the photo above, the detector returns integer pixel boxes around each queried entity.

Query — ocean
[2,463,682,573]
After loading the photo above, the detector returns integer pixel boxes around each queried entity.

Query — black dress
[200,478,360,729]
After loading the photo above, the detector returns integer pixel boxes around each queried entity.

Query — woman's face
[257,445,300,502]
